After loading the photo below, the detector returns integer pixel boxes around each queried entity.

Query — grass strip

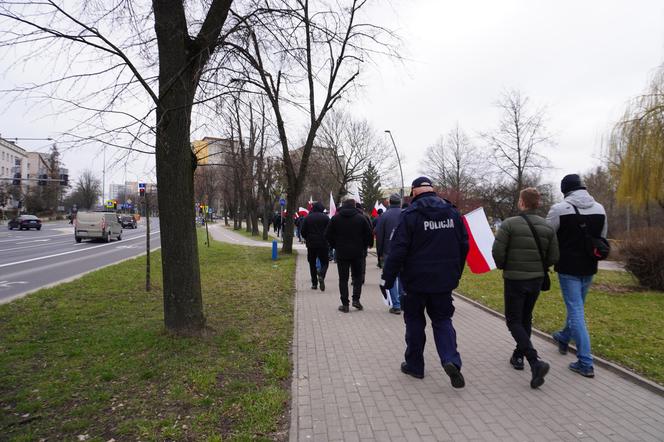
[0,232,296,441]
[457,270,664,385]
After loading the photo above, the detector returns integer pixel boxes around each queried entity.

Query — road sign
[279,198,286,207]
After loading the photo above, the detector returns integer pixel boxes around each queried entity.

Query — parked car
[118,215,137,229]
[8,215,42,230]
[75,211,122,243]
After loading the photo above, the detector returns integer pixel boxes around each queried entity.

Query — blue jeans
[557,273,594,368]
[388,277,403,308]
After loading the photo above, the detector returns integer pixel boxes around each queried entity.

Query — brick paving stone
[206,229,664,442]
[285,249,664,441]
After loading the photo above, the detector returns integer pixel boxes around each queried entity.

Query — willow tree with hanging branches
[611,66,664,210]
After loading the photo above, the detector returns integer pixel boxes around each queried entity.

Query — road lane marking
[0,233,70,243]
[0,245,162,304]
[15,239,51,244]
[0,230,160,269]
[0,280,28,289]
[0,239,73,253]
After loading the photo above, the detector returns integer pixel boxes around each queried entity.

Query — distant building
[26,152,50,188]
[0,136,28,209]
[192,137,238,165]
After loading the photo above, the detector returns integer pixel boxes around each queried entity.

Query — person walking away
[273,212,282,237]
[325,197,373,312]
[492,188,559,389]
[381,177,469,388]
[546,174,608,378]
[375,193,404,314]
[301,202,330,291]
[355,202,374,287]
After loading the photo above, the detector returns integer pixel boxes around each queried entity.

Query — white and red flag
[371,201,379,217]
[329,192,337,217]
[462,207,496,274]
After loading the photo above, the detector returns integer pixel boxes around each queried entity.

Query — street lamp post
[384,130,404,206]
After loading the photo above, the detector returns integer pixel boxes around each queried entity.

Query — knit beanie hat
[389,193,401,205]
[560,174,586,195]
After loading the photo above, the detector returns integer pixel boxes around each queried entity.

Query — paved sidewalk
[290,252,664,441]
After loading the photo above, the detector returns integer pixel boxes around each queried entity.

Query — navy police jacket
[382,192,469,294]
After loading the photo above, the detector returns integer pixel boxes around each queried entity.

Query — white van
[75,211,122,243]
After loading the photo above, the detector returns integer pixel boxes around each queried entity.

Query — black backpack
[571,205,610,261]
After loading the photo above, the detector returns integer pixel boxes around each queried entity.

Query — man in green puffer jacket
[492,188,559,389]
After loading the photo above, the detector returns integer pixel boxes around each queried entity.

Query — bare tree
[224,0,396,253]
[482,90,553,213]
[69,169,102,210]
[0,1,239,334]
[421,124,481,203]
[318,109,390,200]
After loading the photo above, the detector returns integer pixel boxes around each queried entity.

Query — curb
[452,290,664,398]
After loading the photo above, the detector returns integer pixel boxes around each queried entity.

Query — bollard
[272,239,278,260]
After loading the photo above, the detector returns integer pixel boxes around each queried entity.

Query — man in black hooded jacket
[325,197,373,312]
[301,201,330,291]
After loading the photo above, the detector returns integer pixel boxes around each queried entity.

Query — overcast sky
[1,0,663,196]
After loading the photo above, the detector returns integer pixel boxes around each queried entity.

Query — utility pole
[145,188,151,292]
[102,146,106,205]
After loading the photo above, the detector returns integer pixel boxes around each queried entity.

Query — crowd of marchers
[282,173,608,390]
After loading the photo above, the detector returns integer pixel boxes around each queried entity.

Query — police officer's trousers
[402,291,461,375]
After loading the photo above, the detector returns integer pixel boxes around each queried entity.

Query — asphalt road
[0,218,161,304]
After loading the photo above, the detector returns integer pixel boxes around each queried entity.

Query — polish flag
[462,207,496,274]
[329,192,337,217]
[371,201,379,217]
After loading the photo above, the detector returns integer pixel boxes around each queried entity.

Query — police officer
[381,177,469,388]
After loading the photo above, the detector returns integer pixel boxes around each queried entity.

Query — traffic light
[139,187,145,196]
[12,173,21,186]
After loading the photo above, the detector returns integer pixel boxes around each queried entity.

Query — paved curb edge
[288,251,301,442]
[452,290,664,398]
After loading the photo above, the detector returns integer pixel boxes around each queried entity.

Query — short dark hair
[520,187,540,210]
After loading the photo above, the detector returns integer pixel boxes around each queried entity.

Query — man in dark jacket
[301,202,330,291]
[374,193,403,313]
[325,197,373,312]
[546,174,607,378]
[381,177,469,388]
[492,188,559,389]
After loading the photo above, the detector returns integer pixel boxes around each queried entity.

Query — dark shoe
[569,361,594,378]
[338,305,349,313]
[389,307,402,315]
[400,362,424,379]
[552,332,569,355]
[443,363,465,389]
[319,278,325,292]
[510,355,525,370]
[352,301,363,310]
[530,361,550,389]
[310,284,317,290]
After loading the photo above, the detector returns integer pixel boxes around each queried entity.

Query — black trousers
[402,292,461,375]
[307,247,329,286]
[504,278,542,366]
[336,258,363,305]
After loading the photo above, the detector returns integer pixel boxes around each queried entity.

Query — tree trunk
[154,88,205,333]
[262,204,270,240]
[282,180,302,253]
[152,0,234,333]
